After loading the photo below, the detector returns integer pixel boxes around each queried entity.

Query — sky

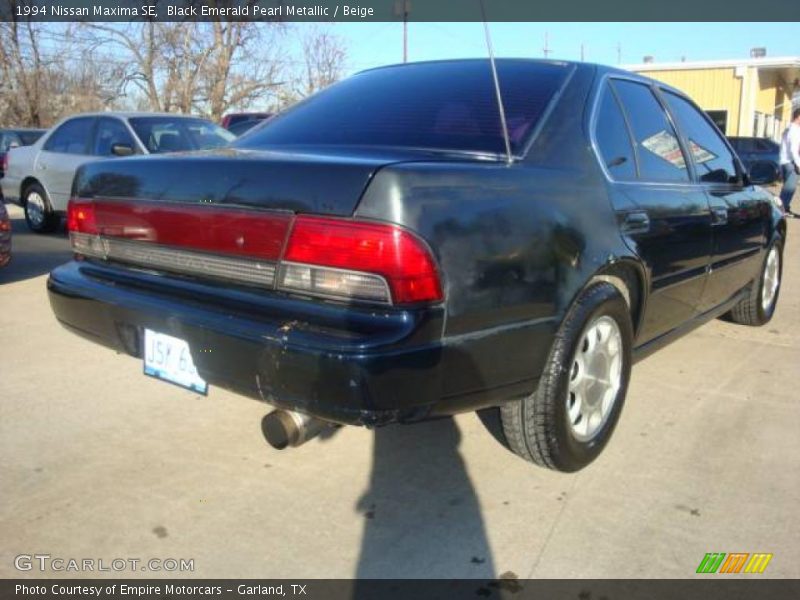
[331,22,800,74]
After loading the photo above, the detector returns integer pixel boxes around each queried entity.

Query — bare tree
[81,22,165,112]
[299,25,347,98]
[198,21,286,121]
[0,18,50,125]
[0,19,341,127]
[0,19,127,126]
[274,25,347,109]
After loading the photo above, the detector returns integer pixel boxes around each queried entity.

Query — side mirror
[748,160,780,186]
[111,143,134,157]
[8,140,20,149]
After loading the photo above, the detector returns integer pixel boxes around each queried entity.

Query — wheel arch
[586,258,647,339]
[20,176,44,204]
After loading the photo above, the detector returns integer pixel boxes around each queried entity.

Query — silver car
[1,112,235,232]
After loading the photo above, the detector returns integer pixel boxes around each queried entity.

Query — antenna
[543,32,551,58]
[478,0,512,163]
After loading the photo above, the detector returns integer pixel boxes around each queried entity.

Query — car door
[660,90,768,311]
[35,117,97,211]
[595,78,713,344]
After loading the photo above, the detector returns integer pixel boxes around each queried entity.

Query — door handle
[620,210,650,234]
[711,206,728,226]
[37,163,47,171]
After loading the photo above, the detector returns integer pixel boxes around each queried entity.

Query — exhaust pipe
[261,409,330,449]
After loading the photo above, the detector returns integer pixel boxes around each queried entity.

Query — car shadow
[0,210,70,285]
[352,416,496,584]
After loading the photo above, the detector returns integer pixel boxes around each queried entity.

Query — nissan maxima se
[48,60,786,471]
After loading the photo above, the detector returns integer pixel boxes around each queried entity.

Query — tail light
[1,153,8,174]
[67,199,443,306]
[280,216,442,304]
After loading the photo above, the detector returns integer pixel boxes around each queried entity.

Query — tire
[727,239,783,326]
[23,182,58,233]
[500,282,633,472]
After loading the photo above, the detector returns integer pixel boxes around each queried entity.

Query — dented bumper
[47,260,447,425]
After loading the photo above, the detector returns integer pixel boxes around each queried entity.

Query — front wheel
[727,239,783,326]
[500,283,633,472]
[23,183,59,233]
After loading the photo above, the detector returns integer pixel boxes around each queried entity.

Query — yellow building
[625,57,800,140]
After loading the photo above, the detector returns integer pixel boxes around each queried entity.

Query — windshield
[128,117,235,154]
[235,60,569,156]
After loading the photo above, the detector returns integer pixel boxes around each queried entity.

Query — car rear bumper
[48,261,551,425]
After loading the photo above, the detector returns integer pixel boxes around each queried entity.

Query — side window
[44,118,95,155]
[611,80,689,183]
[663,91,740,185]
[594,84,637,180]
[93,118,136,156]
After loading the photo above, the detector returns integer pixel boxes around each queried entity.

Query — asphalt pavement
[0,203,798,579]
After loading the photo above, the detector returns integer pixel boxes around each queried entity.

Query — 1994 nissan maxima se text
[48,60,787,471]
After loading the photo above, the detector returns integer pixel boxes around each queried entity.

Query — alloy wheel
[761,245,780,313]
[566,315,623,442]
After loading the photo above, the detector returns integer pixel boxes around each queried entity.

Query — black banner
[0,0,798,22]
[3,579,800,600]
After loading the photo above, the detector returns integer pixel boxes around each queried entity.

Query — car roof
[58,112,209,120]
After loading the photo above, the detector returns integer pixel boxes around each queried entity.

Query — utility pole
[616,42,622,64]
[580,43,585,62]
[543,32,551,58]
[394,1,411,63]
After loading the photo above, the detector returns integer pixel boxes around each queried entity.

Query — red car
[220,112,272,130]
[0,202,11,268]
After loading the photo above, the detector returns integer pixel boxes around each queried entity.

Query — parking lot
[0,203,798,579]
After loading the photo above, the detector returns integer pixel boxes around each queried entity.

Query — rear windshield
[235,61,570,156]
[129,117,235,153]
[17,130,44,146]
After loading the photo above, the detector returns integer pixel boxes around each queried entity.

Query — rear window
[18,130,44,146]
[236,61,570,156]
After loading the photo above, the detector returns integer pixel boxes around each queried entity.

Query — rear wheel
[727,239,782,326]
[500,283,633,472]
[23,183,58,233]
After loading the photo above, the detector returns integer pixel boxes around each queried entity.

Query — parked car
[221,112,272,130]
[0,202,11,268]
[0,128,46,178]
[48,60,786,471]
[1,113,235,232]
[226,118,266,137]
[727,136,781,172]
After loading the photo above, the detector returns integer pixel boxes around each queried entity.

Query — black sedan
[48,60,786,471]
[727,136,781,172]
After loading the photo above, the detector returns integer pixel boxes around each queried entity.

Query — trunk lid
[73,146,439,215]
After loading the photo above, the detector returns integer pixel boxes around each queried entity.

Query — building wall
[635,67,743,135]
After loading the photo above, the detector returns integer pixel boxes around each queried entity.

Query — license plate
[143,329,208,395]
